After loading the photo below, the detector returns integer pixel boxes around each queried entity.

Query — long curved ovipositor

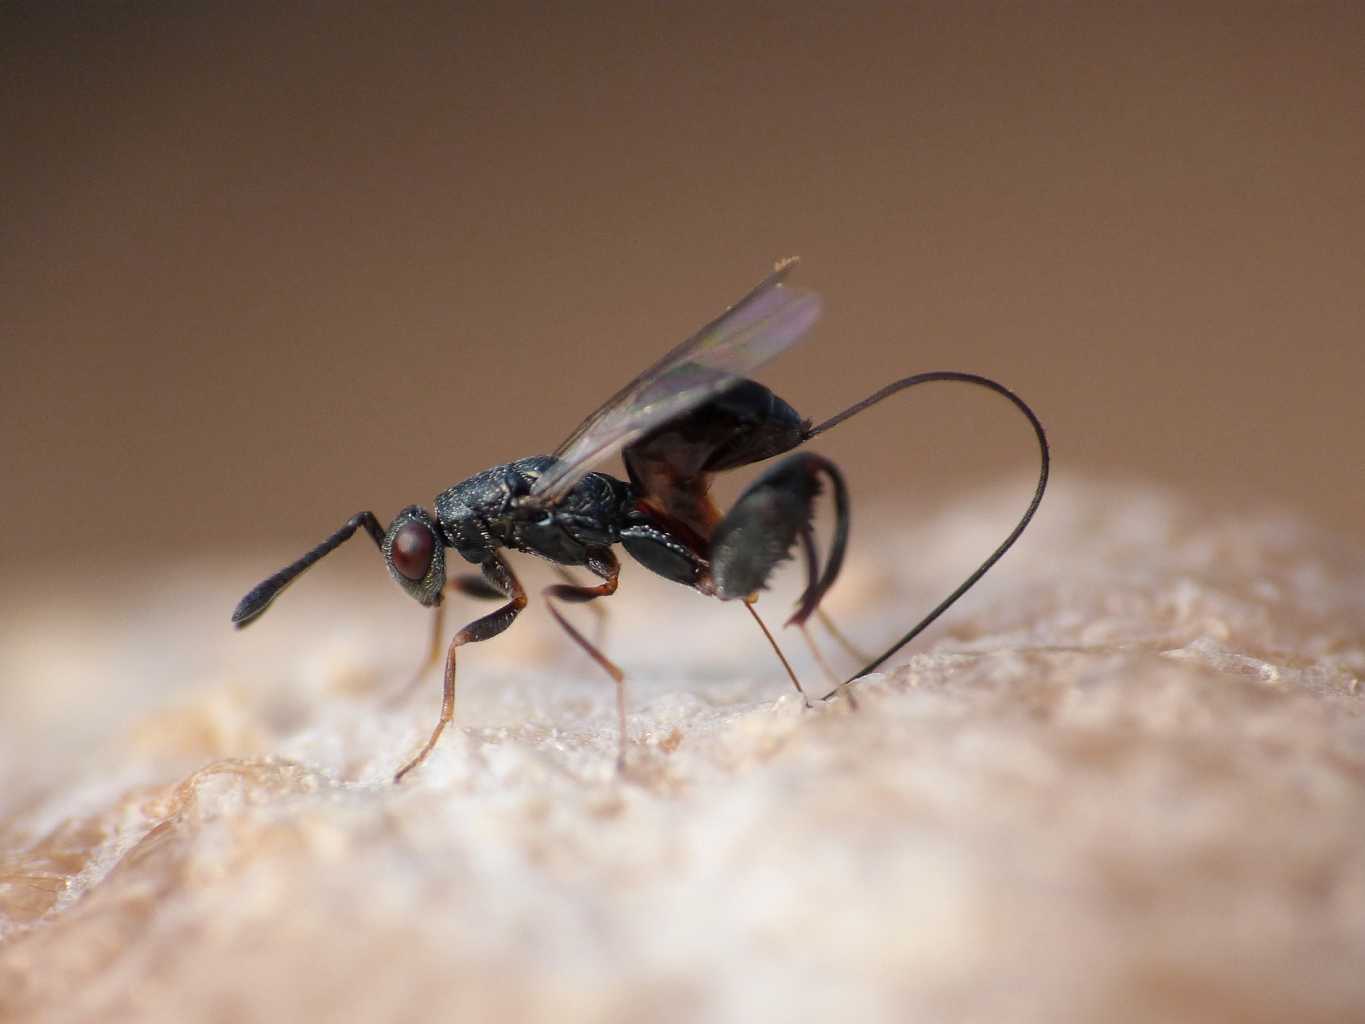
[804,371,1050,697]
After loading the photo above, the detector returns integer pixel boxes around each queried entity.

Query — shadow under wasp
[232,259,1049,780]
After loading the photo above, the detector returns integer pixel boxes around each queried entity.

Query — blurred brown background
[4,3,1363,588]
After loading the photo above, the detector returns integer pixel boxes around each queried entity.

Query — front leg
[394,554,526,782]
[389,573,509,707]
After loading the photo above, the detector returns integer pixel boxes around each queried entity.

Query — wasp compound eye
[392,520,435,580]
[383,507,446,606]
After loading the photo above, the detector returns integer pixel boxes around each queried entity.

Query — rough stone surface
[2,480,1363,1022]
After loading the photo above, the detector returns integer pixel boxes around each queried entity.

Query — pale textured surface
[2,480,1364,1023]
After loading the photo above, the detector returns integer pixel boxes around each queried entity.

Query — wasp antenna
[809,371,1050,697]
[231,511,386,628]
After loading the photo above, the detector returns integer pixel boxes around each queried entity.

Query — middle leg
[551,564,610,648]
[541,548,627,767]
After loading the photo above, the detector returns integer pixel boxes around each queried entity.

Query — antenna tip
[230,587,270,628]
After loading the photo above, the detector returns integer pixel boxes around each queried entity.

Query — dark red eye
[392,521,435,581]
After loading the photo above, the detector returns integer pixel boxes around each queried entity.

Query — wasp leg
[814,606,871,664]
[799,622,838,687]
[790,525,839,690]
[793,529,861,710]
[387,574,506,708]
[711,452,850,626]
[799,619,859,710]
[741,600,811,705]
[551,564,609,648]
[542,549,627,768]
[708,453,849,706]
[394,555,526,783]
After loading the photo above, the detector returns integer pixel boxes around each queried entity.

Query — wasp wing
[530,258,822,504]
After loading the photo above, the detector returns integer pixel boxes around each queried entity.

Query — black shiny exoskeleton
[232,260,1049,780]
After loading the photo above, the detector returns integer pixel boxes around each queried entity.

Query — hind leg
[709,452,850,703]
[711,452,850,624]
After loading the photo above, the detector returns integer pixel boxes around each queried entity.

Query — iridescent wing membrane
[530,258,823,504]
